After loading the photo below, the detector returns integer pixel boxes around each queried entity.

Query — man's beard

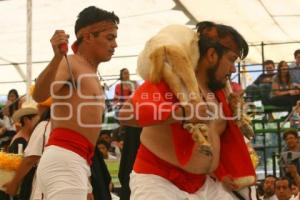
[207,64,226,92]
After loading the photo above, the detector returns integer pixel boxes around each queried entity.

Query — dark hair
[294,49,300,58]
[119,68,128,81]
[100,129,112,137]
[7,89,19,117]
[275,177,292,188]
[97,140,110,150]
[263,60,275,67]
[75,6,119,35]
[20,114,37,127]
[196,21,248,60]
[277,60,290,84]
[291,180,297,187]
[283,129,298,140]
[265,174,278,180]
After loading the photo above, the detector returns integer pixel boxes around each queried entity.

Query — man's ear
[206,47,218,65]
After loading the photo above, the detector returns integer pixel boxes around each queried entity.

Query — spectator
[289,49,300,84]
[290,102,300,129]
[100,130,113,149]
[245,60,275,104]
[260,175,278,200]
[3,104,51,200]
[269,61,300,110]
[275,177,293,200]
[114,68,142,200]
[279,129,300,178]
[0,101,38,200]
[97,140,117,160]
[114,68,138,107]
[291,180,300,200]
[0,89,20,147]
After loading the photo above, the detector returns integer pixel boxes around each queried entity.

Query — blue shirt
[289,62,300,83]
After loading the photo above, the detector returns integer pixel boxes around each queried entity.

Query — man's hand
[2,180,19,196]
[221,175,238,191]
[50,30,69,57]
[228,91,244,113]
[289,89,300,96]
[87,193,94,200]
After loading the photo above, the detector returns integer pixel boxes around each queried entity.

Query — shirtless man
[118,21,254,199]
[32,6,119,200]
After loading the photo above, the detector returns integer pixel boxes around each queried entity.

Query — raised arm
[33,30,70,103]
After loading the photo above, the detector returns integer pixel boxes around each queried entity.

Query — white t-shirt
[2,115,16,131]
[24,121,51,157]
[291,194,300,200]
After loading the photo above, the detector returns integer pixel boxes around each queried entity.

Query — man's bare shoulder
[68,54,88,74]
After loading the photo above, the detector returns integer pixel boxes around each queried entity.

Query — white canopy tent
[0,0,299,97]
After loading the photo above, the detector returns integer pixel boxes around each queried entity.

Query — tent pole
[26,0,32,102]
[261,42,265,74]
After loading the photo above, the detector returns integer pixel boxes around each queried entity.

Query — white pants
[129,171,235,200]
[36,146,91,200]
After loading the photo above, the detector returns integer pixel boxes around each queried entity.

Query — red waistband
[133,144,206,193]
[46,128,95,165]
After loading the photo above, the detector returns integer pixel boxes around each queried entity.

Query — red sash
[133,144,206,193]
[46,128,95,165]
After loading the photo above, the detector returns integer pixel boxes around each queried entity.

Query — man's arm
[33,30,70,102]
[3,156,40,195]
[253,74,263,85]
[287,164,300,190]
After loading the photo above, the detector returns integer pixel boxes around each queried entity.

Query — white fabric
[108,154,117,160]
[23,121,51,200]
[233,186,257,200]
[2,116,16,131]
[261,194,278,200]
[291,193,300,200]
[24,121,51,157]
[36,145,91,200]
[129,171,235,200]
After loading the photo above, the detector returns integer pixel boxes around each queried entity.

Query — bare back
[52,55,105,145]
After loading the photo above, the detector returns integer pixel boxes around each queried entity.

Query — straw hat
[12,101,38,122]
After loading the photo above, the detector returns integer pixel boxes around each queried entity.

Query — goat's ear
[149,47,164,83]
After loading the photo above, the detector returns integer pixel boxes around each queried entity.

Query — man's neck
[263,193,274,199]
[77,50,99,71]
[289,143,300,151]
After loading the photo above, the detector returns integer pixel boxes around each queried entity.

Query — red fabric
[114,83,133,102]
[231,82,243,93]
[213,90,256,181]
[46,128,95,165]
[71,42,78,54]
[133,144,206,193]
[132,81,194,165]
[132,81,176,126]
[131,81,255,186]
